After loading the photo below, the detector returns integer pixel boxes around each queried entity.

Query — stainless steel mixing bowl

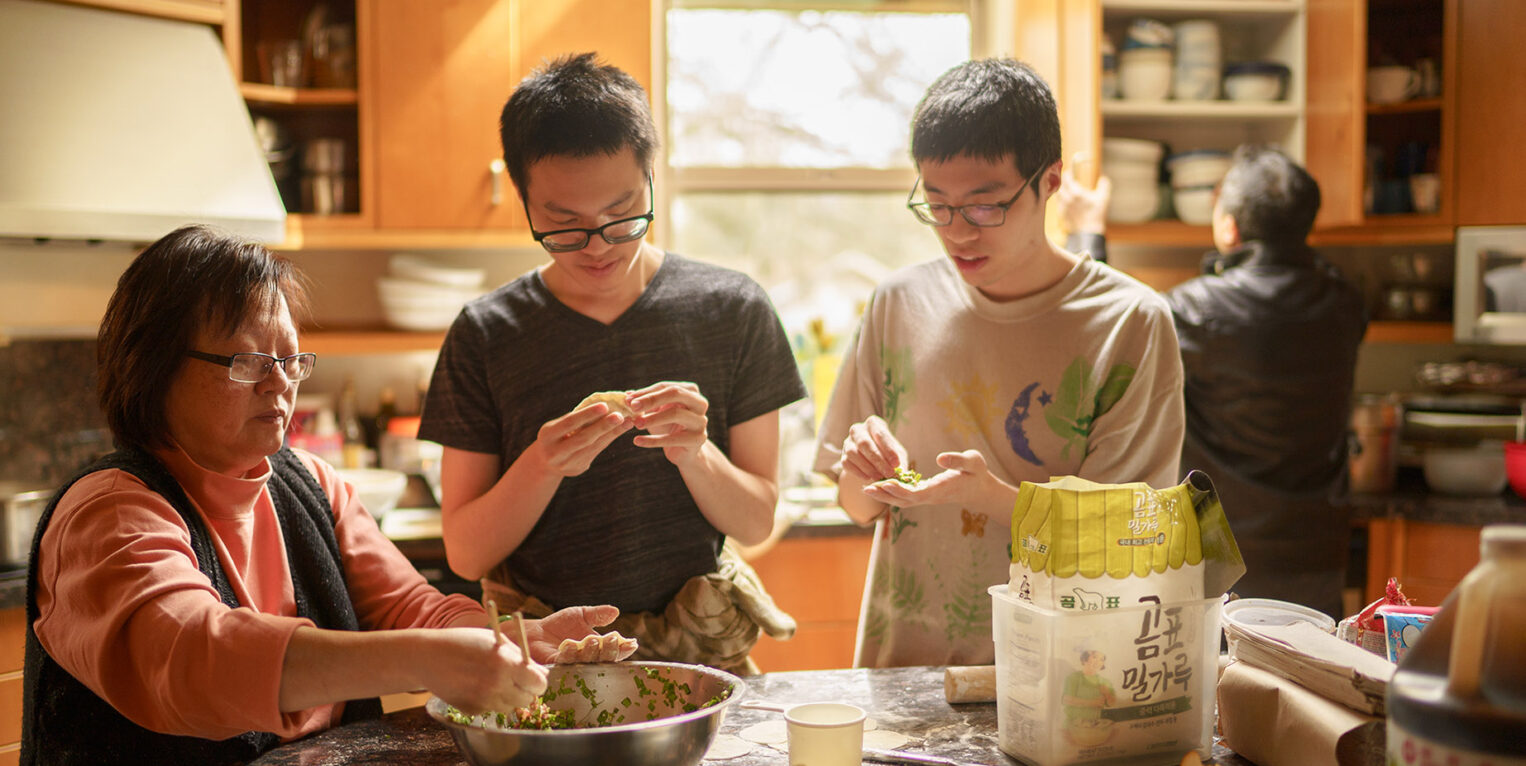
[426,661,745,766]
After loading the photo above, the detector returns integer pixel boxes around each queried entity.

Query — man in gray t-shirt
[418,54,805,669]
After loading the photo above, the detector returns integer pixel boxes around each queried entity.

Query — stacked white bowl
[1103,137,1165,223]
[1172,20,1221,101]
[1119,19,1173,101]
[377,255,487,331]
[1166,150,1232,225]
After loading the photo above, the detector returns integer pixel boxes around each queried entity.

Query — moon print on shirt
[1005,381,1046,466]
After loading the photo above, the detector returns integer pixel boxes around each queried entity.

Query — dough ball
[576,391,636,418]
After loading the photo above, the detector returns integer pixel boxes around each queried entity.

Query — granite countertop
[1344,466,1526,527]
[249,665,1254,766]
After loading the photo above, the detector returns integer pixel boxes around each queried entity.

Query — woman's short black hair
[499,52,659,201]
[911,58,1062,191]
[96,225,310,451]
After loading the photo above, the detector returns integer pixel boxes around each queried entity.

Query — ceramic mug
[1410,173,1441,214]
[1367,65,1420,104]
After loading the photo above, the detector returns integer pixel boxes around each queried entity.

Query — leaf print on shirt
[931,547,992,643]
[1043,358,1136,460]
[880,345,915,429]
[865,560,926,647]
[888,506,919,543]
[938,372,1001,442]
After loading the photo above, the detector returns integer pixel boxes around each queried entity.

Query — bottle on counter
[336,376,367,469]
[1386,524,1526,766]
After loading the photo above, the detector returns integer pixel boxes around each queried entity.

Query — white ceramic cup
[784,703,866,766]
[1367,65,1420,104]
[1410,172,1441,214]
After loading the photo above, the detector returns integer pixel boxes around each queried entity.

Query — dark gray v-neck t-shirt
[419,253,806,613]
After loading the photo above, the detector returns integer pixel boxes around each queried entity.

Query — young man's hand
[862,449,1018,516]
[629,381,711,466]
[529,403,633,477]
[840,415,909,484]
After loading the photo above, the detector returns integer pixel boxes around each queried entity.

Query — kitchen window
[660,1,977,287]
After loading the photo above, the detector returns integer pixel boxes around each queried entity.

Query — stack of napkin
[1218,615,1397,766]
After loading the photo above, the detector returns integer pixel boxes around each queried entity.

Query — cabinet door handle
[489,158,507,206]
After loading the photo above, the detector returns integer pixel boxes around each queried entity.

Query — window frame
[654,0,994,250]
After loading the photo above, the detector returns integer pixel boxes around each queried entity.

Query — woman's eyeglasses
[187,351,316,383]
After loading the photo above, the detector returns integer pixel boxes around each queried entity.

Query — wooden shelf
[240,83,359,107]
[1102,100,1301,120]
[1366,98,1443,116]
[1311,220,1455,246]
[55,0,224,24]
[1108,220,1215,247]
[298,329,446,356]
[1101,0,1303,15]
[275,219,537,251]
[1364,321,1453,344]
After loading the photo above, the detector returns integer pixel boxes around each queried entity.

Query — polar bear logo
[1072,588,1104,611]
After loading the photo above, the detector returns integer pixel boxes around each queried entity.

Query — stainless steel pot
[0,481,51,568]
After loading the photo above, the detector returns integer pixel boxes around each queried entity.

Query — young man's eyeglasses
[187,351,317,383]
[525,174,655,253]
[906,165,1046,228]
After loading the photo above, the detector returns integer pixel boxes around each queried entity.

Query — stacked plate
[1103,137,1165,223]
[377,255,487,331]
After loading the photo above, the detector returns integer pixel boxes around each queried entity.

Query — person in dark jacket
[1061,145,1368,618]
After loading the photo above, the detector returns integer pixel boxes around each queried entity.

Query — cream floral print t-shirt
[814,255,1184,668]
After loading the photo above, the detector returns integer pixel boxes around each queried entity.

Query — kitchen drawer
[0,609,22,675]
[1365,518,1482,606]
[0,671,19,751]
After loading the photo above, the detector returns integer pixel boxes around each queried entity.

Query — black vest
[20,447,382,766]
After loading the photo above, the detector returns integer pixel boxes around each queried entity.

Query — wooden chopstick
[486,599,506,646]
[514,611,531,662]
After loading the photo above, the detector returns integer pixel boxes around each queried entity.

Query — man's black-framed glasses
[906,165,1045,227]
[526,174,655,253]
[187,351,317,383]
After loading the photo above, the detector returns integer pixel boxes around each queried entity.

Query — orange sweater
[32,445,481,741]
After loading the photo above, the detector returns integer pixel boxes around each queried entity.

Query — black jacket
[1164,240,1368,617]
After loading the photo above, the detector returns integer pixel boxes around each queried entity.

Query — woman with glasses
[812,59,1186,669]
[22,225,632,765]
[418,53,806,673]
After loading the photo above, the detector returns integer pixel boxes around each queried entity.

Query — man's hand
[527,402,634,478]
[862,449,1016,513]
[840,415,909,484]
[629,381,711,467]
[1058,164,1112,237]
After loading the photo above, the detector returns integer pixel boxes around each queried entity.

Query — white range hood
[0,0,285,243]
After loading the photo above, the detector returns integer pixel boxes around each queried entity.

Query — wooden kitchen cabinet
[227,0,653,249]
[364,0,651,240]
[1453,0,1526,226]
[1363,517,1479,607]
[0,608,23,765]
[746,532,872,673]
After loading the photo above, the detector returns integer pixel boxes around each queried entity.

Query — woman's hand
[840,415,909,484]
[629,381,710,467]
[528,402,634,478]
[525,605,639,664]
[423,628,548,715]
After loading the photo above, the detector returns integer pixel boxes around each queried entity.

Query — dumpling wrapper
[575,391,636,419]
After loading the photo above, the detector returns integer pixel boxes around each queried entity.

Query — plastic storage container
[990,585,1221,766]
[1386,525,1526,765]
